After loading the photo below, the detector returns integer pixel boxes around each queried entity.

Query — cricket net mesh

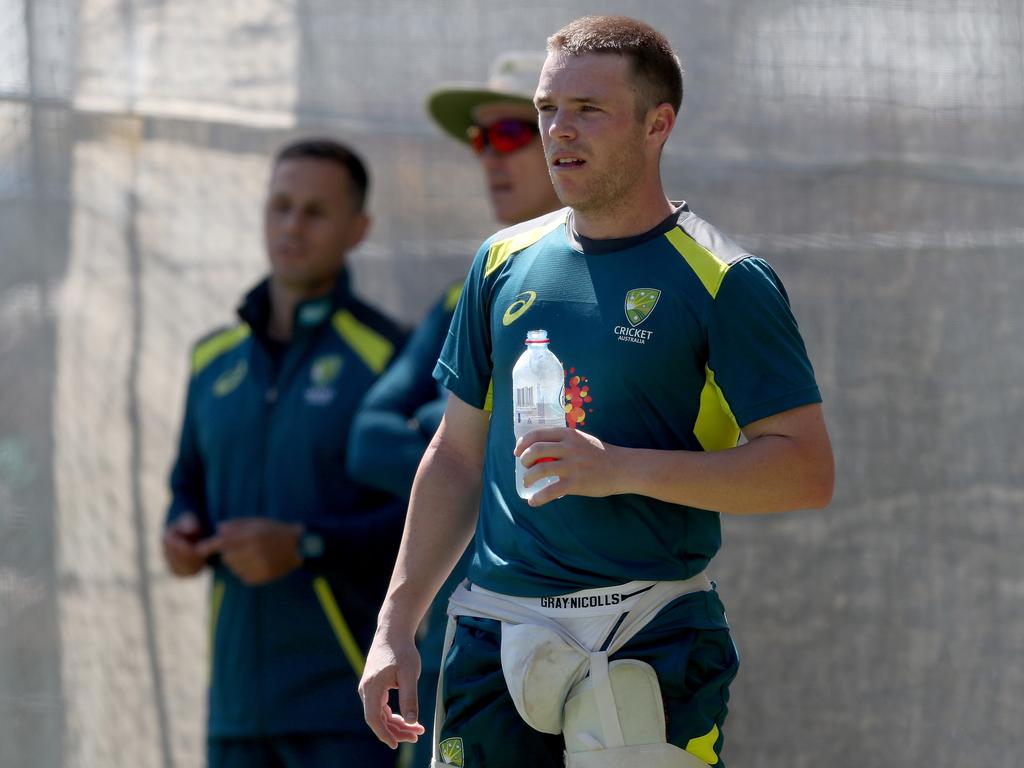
[1,1,1022,766]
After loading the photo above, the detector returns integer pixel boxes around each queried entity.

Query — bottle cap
[525,329,548,344]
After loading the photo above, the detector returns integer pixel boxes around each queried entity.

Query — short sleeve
[433,242,495,410]
[708,257,821,427]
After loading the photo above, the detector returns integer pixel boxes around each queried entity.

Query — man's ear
[346,212,372,251]
[647,103,676,151]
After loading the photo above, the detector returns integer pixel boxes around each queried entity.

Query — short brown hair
[547,16,683,118]
[274,137,370,211]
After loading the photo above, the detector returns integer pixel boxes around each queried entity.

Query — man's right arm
[360,393,489,749]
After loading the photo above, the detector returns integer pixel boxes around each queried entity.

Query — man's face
[471,102,562,225]
[535,52,650,216]
[263,157,368,296]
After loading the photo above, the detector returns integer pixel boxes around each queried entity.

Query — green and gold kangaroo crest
[310,355,343,386]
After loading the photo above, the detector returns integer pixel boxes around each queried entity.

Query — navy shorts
[436,590,739,768]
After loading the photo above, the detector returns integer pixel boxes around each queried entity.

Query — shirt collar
[566,202,689,255]
[237,269,352,337]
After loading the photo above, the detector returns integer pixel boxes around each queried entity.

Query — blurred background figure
[163,138,406,768]
[426,51,562,226]
[347,51,561,766]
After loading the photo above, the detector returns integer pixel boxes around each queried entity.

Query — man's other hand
[162,512,208,577]
[196,518,303,585]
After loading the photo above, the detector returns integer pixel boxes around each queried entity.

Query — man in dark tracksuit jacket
[163,138,406,768]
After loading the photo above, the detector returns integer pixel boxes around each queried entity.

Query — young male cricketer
[359,16,834,768]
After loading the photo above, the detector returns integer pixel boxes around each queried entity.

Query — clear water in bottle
[512,329,566,500]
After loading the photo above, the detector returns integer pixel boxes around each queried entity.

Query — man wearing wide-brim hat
[426,50,561,225]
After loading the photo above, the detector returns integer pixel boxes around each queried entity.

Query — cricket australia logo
[304,354,343,405]
[614,288,660,344]
[438,736,465,766]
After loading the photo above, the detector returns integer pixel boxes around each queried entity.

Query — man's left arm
[347,299,454,499]
[517,401,833,513]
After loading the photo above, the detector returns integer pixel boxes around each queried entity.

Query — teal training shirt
[434,204,822,597]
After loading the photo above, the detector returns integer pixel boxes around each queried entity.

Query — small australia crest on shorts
[438,736,464,766]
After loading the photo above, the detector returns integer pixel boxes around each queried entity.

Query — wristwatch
[298,530,325,560]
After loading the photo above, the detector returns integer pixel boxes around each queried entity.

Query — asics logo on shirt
[502,290,537,326]
[212,360,248,397]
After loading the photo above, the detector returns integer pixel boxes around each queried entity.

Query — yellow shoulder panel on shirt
[484,212,567,278]
[192,325,251,377]
[444,283,464,312]
[331,309,395,375]
[665,227,731,299]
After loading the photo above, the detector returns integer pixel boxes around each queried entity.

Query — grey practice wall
[1,1,1022,766]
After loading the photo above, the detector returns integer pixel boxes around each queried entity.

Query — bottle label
[515,386,535,409]
[515,388,562,424]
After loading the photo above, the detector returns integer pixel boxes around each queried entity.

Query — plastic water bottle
[512,329,565,500]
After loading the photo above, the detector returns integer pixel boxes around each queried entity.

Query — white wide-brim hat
[426,51,547,144]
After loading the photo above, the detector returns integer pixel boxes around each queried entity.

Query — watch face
[301,533,324,559]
